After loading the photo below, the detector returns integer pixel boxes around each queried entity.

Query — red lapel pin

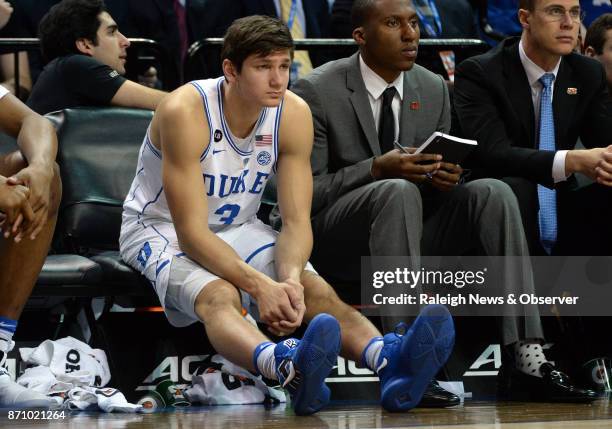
[410,101,420,110]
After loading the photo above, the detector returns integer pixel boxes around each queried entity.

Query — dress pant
[311,178,543,344]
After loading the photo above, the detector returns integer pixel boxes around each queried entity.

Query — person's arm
[291,77,376,213]
[67,55,167,111]
[271,92,317,333]
[0,93,57,239]
[111,79,167,110]
[274,91,313,283]
[565,64,612,185]
[157,86,299,327]
[0,52,32,99]
[454,58,556,187]
[293,76,441,213]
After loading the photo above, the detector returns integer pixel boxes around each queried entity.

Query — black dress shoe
[417,381,461,408]
[497,362,598,403]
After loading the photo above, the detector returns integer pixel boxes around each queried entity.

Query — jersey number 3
[215,204,241,225]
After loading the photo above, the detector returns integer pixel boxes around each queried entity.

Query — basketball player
[119,15,455,415]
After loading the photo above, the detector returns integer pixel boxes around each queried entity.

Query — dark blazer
[292,53,450,214]
[453,37,612,189]
[418,0,479,39]
[330,0,478,39]
[453,37,612,253]
[121,0,215,86]
[203,0,330,37]
[204,0,331,66]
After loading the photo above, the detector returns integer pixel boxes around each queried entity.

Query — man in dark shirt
[27,0,166,115]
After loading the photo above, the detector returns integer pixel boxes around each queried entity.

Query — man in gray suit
[291,0,594,404]
[293,0,528,304]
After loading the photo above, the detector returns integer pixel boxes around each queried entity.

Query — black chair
[45,107,156,304]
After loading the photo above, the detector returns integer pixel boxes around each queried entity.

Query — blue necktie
[537,73,557,254]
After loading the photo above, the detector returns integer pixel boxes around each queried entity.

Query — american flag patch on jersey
[255,134,272,146]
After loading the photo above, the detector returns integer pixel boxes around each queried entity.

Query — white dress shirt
[518,40,568,183]
[359,55,404,142]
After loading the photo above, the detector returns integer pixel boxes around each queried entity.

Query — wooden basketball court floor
[3,399,612,428]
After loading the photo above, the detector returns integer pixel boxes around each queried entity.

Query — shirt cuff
[552,150,569,183]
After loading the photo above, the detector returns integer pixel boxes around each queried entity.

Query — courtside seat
[34,254,102,296]
[45,107,155,300]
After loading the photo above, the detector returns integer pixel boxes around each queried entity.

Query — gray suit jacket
[291,53,451,215]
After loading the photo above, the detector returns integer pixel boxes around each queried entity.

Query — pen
[393,141,408,153]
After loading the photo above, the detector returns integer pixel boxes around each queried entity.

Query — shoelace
[392,322,409,338]
[278,358,301,391]
[284,370,302,392]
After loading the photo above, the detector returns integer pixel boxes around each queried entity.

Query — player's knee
[195,280,242,322]
[303,272,337,306]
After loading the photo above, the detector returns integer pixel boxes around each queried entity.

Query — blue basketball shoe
[274,313,341,415]
[377,304,455,412]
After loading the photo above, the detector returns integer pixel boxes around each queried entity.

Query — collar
[359,54,404,101]
[519,40,561,87]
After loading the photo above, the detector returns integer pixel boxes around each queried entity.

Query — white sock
[363,338,384,373]
[514,341,549,378]
[255,343,277,380]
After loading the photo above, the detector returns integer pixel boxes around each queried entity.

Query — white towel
[183,355,285,405]
[19,337,110,387]
[64,386,142,413]
[16,337,140,413]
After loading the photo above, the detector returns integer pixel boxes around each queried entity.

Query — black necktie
[378,87,396,153]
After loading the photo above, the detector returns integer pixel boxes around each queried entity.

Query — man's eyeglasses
[536,6,586,23]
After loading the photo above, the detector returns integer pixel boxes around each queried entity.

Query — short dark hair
[585,13,612,55]
[39,0,107,62]
[351,0,378,29]
[518,0,536,11]
[221,15,294,72]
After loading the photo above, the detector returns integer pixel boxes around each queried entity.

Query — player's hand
[371,149,441,183]
[7,164,53,240]
[269,278,305,336]
[255,280,299,331]
[430,162,463,192]
[0,177,34,240]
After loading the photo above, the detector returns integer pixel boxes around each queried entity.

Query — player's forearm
[275,221,313,282]
[18,114,57,169]
[178,228,271,297]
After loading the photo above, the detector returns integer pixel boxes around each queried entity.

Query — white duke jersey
[122,77,282,235]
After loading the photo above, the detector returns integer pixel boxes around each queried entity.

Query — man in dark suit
[217,0,331,39]
[205,0,331,67]
[454,0,612,257]
[331,0,478,38]
[454,0,611,401]
[121,0,216,86]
